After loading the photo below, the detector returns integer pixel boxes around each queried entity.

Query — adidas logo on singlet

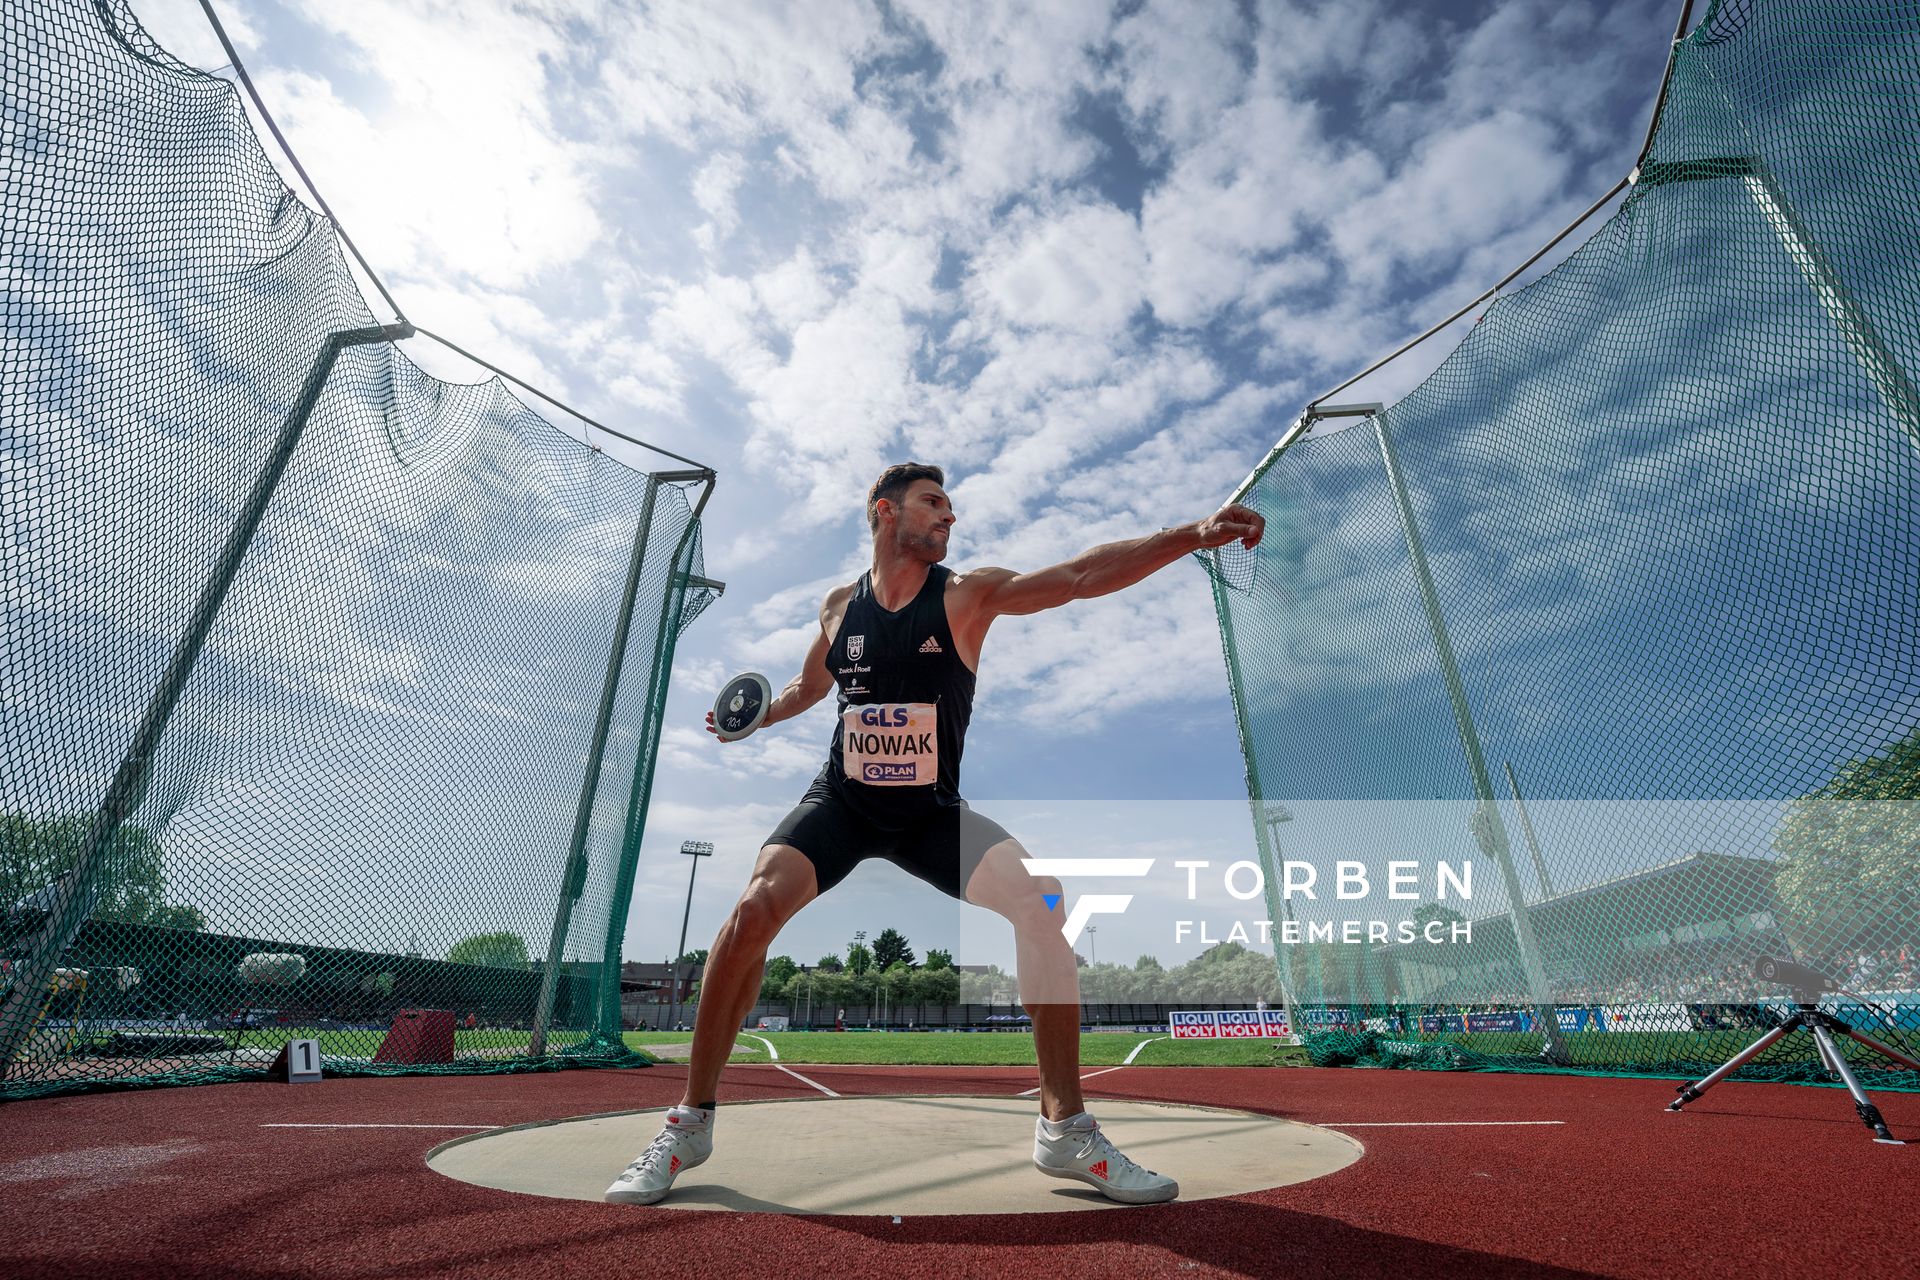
[919,636,942,654]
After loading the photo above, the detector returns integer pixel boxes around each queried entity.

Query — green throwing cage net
[0,0,718,1099]
[1207,0,1919,1085]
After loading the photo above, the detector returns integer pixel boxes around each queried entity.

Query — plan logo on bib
[1020,858,1155,944]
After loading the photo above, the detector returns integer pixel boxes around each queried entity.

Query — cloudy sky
[129,0,1679,971]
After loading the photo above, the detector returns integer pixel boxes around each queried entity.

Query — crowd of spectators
[1412,939,1918,1010]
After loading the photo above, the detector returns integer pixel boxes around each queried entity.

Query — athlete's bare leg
[680,844,818,1108]
[964,839,1084,1121]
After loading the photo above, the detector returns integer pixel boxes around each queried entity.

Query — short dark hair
[867,463,945,532]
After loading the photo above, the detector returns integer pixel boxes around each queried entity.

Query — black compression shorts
[765,778,1015,899]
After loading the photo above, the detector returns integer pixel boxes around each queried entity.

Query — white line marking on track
[1017,1064,1129,1098]
[770,1065,841,1098]
[742,1034,840,1098]
[1315,1120,1566,1127]
[1123,1036,1167,1064]
[261,1123,497,1129]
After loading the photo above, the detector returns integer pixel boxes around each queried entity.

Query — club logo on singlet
[847,634,865,661]
[842,702,937,786]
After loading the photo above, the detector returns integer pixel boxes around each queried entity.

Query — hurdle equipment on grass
[1205,0,1920,1084]
[0,0,721,1100]
[374,1010,457,1066]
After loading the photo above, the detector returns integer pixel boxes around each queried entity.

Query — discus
[712,672,772,741]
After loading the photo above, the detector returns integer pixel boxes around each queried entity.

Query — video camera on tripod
[1751,954,1837,997]
[1663,954,1918,1144]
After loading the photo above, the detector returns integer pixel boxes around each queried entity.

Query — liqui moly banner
[1169,1010,1292,1038]
[1169,1010,1218,1038]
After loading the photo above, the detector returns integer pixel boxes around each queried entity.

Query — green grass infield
[623,1028,1308,1067]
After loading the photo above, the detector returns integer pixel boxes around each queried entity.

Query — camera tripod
[1667,991,1920,1144]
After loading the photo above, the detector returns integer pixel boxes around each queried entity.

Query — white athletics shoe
[1033,1113,1178,1205]
[603,1105,713,1205]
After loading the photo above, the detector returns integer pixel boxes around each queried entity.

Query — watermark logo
[1020,858,1154,944]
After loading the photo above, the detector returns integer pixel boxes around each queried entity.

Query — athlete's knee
[727,886,786,947]
[1027,874,1063,903]
[1004,876,1065,936]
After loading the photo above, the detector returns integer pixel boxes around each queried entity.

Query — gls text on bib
[841,703,938,786]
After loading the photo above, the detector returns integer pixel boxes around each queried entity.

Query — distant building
[619,960,703,1003]
[1375,851,1783,1005]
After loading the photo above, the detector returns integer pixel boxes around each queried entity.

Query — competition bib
[841,702,938,786]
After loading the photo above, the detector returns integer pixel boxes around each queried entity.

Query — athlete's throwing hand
[1195,503,1265,550]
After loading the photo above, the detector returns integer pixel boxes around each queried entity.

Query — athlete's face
[886,480,955,562]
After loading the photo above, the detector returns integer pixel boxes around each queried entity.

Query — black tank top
[821,564,975,824]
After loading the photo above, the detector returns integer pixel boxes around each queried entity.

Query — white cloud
[975,573,1227,731]
[968,200,1147,336]
[130,0,262,64]
[253,3,606,293]
[1329,110,1573,291]
[948,343,1223,532]
[753,248,836,330]
[602,1,886,142]
[1140,93,1378,328]
[690,153,748,253]
[1111,0,1249,154]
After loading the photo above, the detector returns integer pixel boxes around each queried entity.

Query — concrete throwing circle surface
[427,1095,1363,1215]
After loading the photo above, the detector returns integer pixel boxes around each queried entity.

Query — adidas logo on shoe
[1034,1118,1176,1204]
[669,1156,681,1174]
[919,636,943,653]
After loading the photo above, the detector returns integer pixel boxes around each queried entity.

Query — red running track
[0,1063,1912,1279]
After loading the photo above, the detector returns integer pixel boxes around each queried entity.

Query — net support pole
[1634,157,1920,452]
[1261,809,1303,1037]
[1204,567,1299,1036]
[0,323,412,1079]
[1739,167,1920,452]
[1504,761,1558,900]
[1373,411,1572,1063]
[597,487,723,1040]
[530,475,664,1057]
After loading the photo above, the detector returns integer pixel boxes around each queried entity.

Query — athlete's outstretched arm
[967,503,1264,618]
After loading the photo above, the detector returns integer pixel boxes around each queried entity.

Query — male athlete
[605,463,1264,1207]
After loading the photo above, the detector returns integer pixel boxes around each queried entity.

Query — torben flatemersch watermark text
[1171,859,1474,947]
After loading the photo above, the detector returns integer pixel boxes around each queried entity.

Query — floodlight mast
[668,840,715,1031]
